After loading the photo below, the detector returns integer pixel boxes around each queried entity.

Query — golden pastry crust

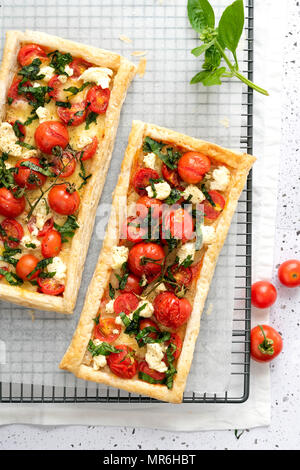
[0,30,136,314]
[60,120,256,403]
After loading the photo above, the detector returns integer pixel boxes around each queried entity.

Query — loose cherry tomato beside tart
[251,325,283,363]
[278,259,300,287]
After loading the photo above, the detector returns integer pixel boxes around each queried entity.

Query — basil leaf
[7,97,13,105]
[78,154,92,190]
[191,67,226,86]
[27,257,53,279]
[87,340,119,357]
[15,141,36,150]
[143,137,180,170]
[85,111,98,130]
[201,184,216,206]
[25,243,37,249]
[63,82,91,96]
[138,371,165,385]
[191,40,215,57]
[0,268,23,286]
[18,84,52,109]
[23,113,38,126]
[136,327,170,347]
[115,272,129,291]
[20,161,55,177]
[12,120,25,139]
[165,188,182,205]
[54,215,79,242]
[18,58,44,81]
[165,343,177,389]
[123,303,147,336]
[109,283,115,300]
[218,0,244,55]
[48,50,73,75]
[55,101,71,108]
[119,312,131,328]
[187,0,215,34]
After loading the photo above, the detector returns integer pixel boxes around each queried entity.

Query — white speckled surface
[0,0,299,450]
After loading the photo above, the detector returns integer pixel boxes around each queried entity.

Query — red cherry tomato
[17,44,47,66]
[0,218,24,248]
[154,291,192,329]
[77,136,98,161]
[16,254,40,281]
[178,152,211,184]
[113,292,139,316]
[121,216,147,244]
[37,218,54,238]
[162,207,194,243]
[37,277,65,296]
[251,324,283,363]
[93,317,121,343]
[41,229,62,258]
[9,121,26,141]
[132,168,160,196]
[162,163,182,188]
[57,101,87,126]
[107,344,138,379]
[48,184,80,215]
[165,333,183,361]
[128,242,165,282]
[35,121,69,154]
[136,196,163,219]
[138,360,166,382]
[0,266,9,280]
[139,318,159,341]
[202,190,226,221]
[69,58,92,78]
[7,78,32,103]
[48,75,65,101]
[0,188,25,218]
[251,281,277,309]
[165,264,192,293]
[86,86,110,114]
[120,273,143,295]
[278,259,300,288]
[52,151,76,178]
[14,157,47,190]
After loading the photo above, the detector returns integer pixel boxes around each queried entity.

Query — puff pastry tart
[0,30,136,313]
[60,120,256,403]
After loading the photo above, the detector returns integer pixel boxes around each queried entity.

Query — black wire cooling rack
[0,0,253,404]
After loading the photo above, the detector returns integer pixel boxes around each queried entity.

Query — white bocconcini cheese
[177,241,196,265]
[143,152,157,170]
[145,343,168,373]
[47,256,67,280]
[0,122,39,159]
[146,181,171,200]
[105,299,115,314]
[36,106,50,122]
[202,225,216,245]
[111,245,129,270]
[64,65,74,77]
[79,67,113,89]
[209,166,230,192]
[138,300,154,318]
[77,135,93,149]
[40,66,55,82]
[34,202,49,230]
[182,185,205,204]
[20,234,41,250]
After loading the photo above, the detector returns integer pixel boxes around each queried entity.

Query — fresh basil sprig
[188,0,269,95]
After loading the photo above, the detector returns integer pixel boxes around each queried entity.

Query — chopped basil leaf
[20,161,55,177]
[109,283,115,300]
[18,58,44,81]
[63,82,91,96]
[115,272,129,291]
[143,137,181,170]
[0,268,23,286]
[15,141,36,150]
[78,154,92,190]
[123,303,147,336]
[25,243,37,249]
[17,84,52,110]
[48,50,73,75]
[87,340,119,357]
[136,327,170,347]
[165,188,182,205]
[7,97,13,105]
[85,111,98,130]
[119,312,131,328]
[12,120,25,139]
[54,215,79,243]
[138,371,165,385]
[55,101,71,108]
[201,184,216,207]
[23,113,38,126]
[27,257,53,279]
[165,343,177,389]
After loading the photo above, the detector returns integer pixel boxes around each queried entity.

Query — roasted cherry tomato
[16,254,40,281]
[132,168,160,196]
[0,188,25,218]
[77,136,98,161]
[251,324,283,363]
[69,58,92,78]
[57,101,87,126]
[17,44,47,66]
[52,151,76,178]
[113,292,139,316]
[165,333,183,361]
[0,266,9,280]
[14,157,47,190]
[120,273,143,295]
[9,121,26,141]
[37,217,54,238]
[86,86,110,114]
[0,218,24,248]
[251,281,277,309]
[41,229,62,258]
[7,78,32,103]
[165,264,192,293]
[177,151,211,184]
[154,291,192,329]
[278,259,300,288]
[128,242,165,282]
[162,207,194,243]
[107,344,138,379]
[161,163,182,188]
[138,360,166,382]
[121,216,147,244]
[136,196,163,220]
[35,121,69,154]
[48,184,80,215]
[48,75,65,101]
[37,277,65,296]
[94,317,121,343]
[202,190,226,221]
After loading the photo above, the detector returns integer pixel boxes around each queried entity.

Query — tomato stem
[258,325,274,356]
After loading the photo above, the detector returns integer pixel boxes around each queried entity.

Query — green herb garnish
[54,215,79,243]
[87,340,119,357]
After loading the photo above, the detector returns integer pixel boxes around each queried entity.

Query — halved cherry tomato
[87,86,110,114]
[7,78,32,103]
[37,218,54,238]
[121,216,147,244]
[113,292,139,316]
[0,188,25,218]
[128,242,165,282]
[17,44,47,66]
[202,190,226,221]
[165,333,183,361]
[162,163,182,188]
[41,229,62,258]
[52,151,76,178]
[14,157,47,190]
[251,325,283,363]
[165,264,192,293]
[0,266,9,280]
[136,196,163,219]
[77,136,98,161]
[94,317,121,343]
[48,184,80,215]
[35,121,69,154]
[132,168,160,196]
[139,318,159,342]
[138,360,166,382]
[162,207,194,243]
[57,101,87,126]
[251,281,277,309]
[16,254,40,281]
[69,58,92,78]
[278,259,300,288]
[120,273,143,295]
[0,218,24,248]
[9,121,26,141]
[48,75,65,101]
[154,291,192,329]
[178,152,211,184]
[107,344,138,379]
[37,277,65,296]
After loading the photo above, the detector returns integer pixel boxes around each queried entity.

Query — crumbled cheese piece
[93,354,107,370]
[79,67,113,89]
[64,65,74,77]
[140,274,148,287]
[105,299,115,314]
[209,166,230,192]
[115,315,123,325]
[146,181,171,200]
[138,300,154,318]
[35,202,49,230]
[202,225,216,245]
[111,246,129,270]
[58,75,68,84]
[0,122,23,157]
[40,66,55,82]
[183,185,205,204]
[77,135,93,149]
[47,256,67,280]
[145,343,168,373]
[143,152,157,170]
[20,234,41,249]
[33,82,40,88]
[36,106,50,122]
[112,329,119,335]
[155,283,167,293]
[177,242,196,265]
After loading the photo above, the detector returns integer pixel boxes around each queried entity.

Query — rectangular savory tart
[60,120,255,403]
[0,30,136,314]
